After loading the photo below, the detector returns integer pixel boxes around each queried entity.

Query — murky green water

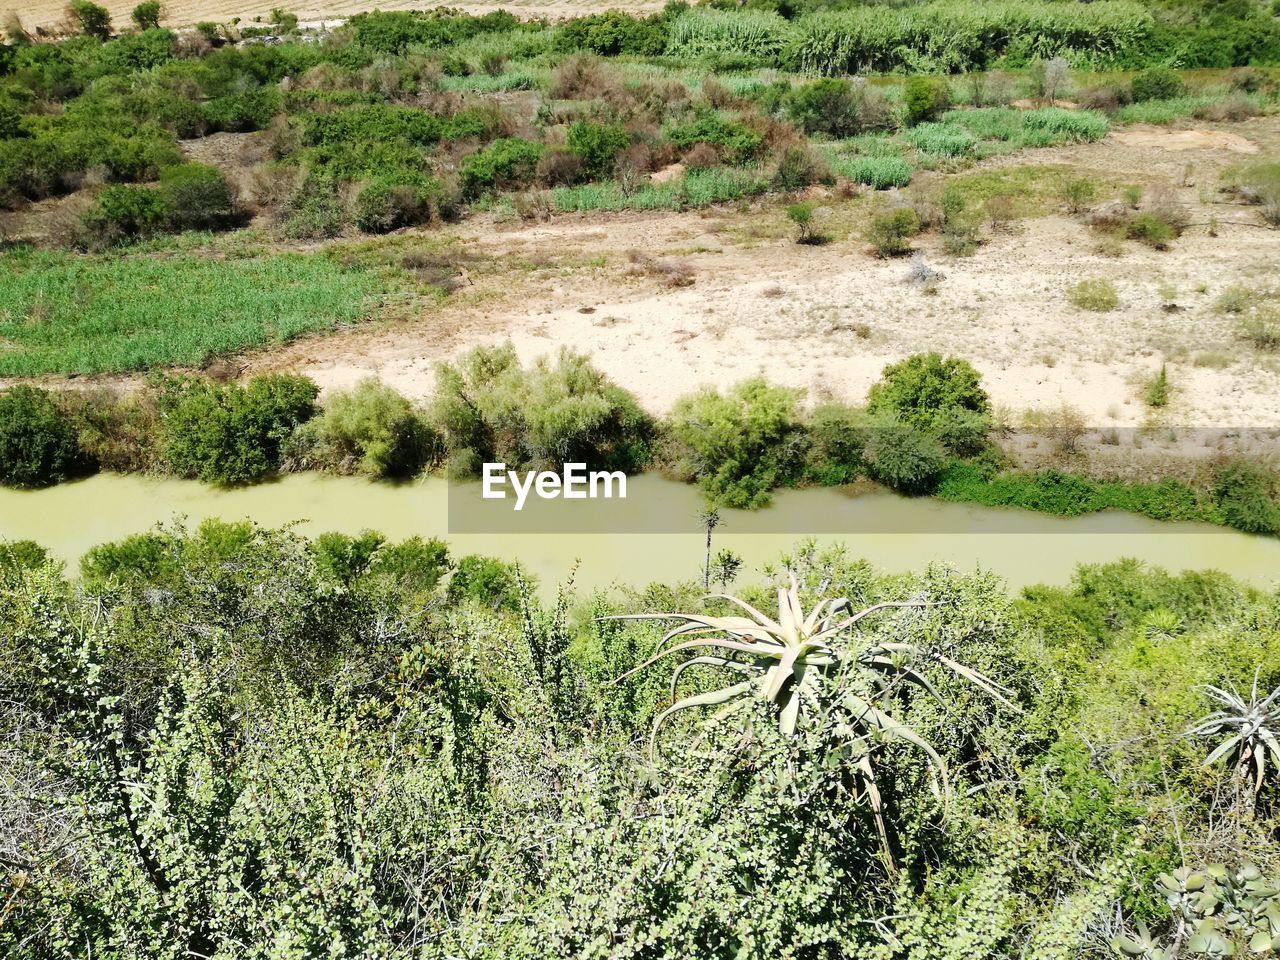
[3,472,1278,593]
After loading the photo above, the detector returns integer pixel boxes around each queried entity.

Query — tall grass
[792,1,1153,76]
[826,152,914,188]
[938,106,1109,151]
[0,249,385,376]
[438,72,540,92]
[905,123,977,158]
[550,168,767,212]
[668,9,796,62]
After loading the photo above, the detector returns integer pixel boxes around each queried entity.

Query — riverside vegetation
[2,346,1279,536]
[0,524,1278,956]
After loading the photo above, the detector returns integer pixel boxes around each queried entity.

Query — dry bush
[626,250,694,287]
[906,189,945,231]
[63,387,163,473]
[246,164,301,210]
[682,142,720,170]
[1194,93,1261,122]
[513,191,553,222]
[984,194,1016,232]
[42,194,94,247]
[1144,184,1190,234]
[1077,84,1132,113]
[536,149,584,187]
[174,30,212,58]
[550,54,620,102]
[1023,404,1087,458]
[616,143,654,193]
[1085,200,1131,230]
[700,76,739,109]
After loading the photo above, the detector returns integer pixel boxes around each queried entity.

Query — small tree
[903,76,950,126]
[0,386,85,488]
[68,0,112,39]
[131,0,162,29]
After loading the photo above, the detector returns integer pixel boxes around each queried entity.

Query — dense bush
[904,76,951,126]
[866,352,990,431]
[354,176,438,233]
[667,377,806,508]
[866,207,920,257]
[158,163,236,230]
[160,374,318,485]
[558,10,666,56]
[566,120,630,181]
[460,137,544,200]
[664,113,765,165]
[0,385,84,488]
[69,0,112,39]
[786,78,894,137]
[432,343,652,475]
[78,184,171,247]
[862,417,947,494]
[132,0,162,29]
[1214,460,1280,536]
[301,377,440,478]
[1131,67,1186,101]
[805,402,872,485]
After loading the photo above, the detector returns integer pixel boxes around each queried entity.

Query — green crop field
[0,249,386,375]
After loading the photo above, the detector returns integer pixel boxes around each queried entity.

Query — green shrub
[1067,278,1119,312]
[558,10,666,56]
[866,352,990,431]
[78,184,170,248]
[866,207,920,257]
[160,374,318,485]
[354,177,437,233]
[1131,67,1186,102]
[1214,460,1280,536]
[0,385,85,488]
[786,78,892,137]
[69,0,112,38]
[305,378,440,478]
[1126,212,1178,250]
[772,145,829,193]
[366,535,450,592]
[432,344,651,475]
[202,88,282,133]
[447,553,523,610]
[904,76,950,126]
[931,405,991,457]
[0,539,49,578]
[281,172,346,240]
[131,0,162,29]
[664,114,765,165]
[805,402,872,485]
[158,163,235,231]
[1145,363,1169,408]
[460,137,543,200]
[566,121,630,181]
[668,377,806,509]
[863,418,947,494]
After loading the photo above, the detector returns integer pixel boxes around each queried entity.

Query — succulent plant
[1190,674,1280,794]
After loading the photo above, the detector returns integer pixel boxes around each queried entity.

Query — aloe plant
[1190,674,1280,794]
[607,576,1018,862]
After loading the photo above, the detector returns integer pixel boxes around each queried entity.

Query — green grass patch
[825,152,913,188]
[0,248,386,376]
[934,461,1217,524]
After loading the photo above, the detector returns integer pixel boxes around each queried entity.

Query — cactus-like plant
[1190,674,1280,794]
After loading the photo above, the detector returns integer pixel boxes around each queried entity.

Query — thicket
[1,524,1277,955]
[0,384,84,487]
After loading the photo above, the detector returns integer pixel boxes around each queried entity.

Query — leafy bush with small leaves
[863,417,947,494]
[158,163,235,231]
[160,374,318,485]
[867,207,920,257]
[1131,67,1186,102]
[904,75,951,126]
[1145,364,1169,408]
[566,121,630,181]
[460,138,544,200]
[667,377,807,508]
[131,0,162,28]
[866,352,990,431]
[301,377,440,479]
[1126,212,1178,249]
[0,385,85,488]
[805,402,872,485]
[78,185,170,248]
[1214,460,1280,536]
[69,0,112,38]
[1068,278,1120,311]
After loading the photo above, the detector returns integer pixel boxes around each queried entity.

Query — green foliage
[0,248,383,376]
[786,77,893,137]
[866,352,990,431]
[566,120,630,181]
[904,75,952,126]
[668,377,806,508]
[664,113,765,165]
[1131,67,1186,102]
[828,153,913,189]
[1068,278,1120,312]
[78,183,170,247]
[1145,364,1169,408]
[447,553,523,610]
[159,374,318,485]
[867,207,920,256]
[302,377,440,479]
[69,0,112,39]
[1215,460,1280,536]
[432,343,652,475]
[460,137,543,200]
[862,418,947,494]
[0,385,84,488]
[558,10,666,56]
[131,0,162,30]
[1127,212,1178,250]
[157,162,235,230]
[805,402,871,485]
[353,176,439,233]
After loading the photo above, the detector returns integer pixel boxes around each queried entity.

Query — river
[2,472,1278,593]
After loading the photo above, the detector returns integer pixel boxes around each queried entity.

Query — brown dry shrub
[615,143,654,192]
[700,76,738,109]
[1077,84,1132,113]
[246,163,301,210]
[1144,184,1190,235]
[682,142,720,170]
[63,387,163,473]
[536,148,584,187]
[626,250,694,287]
[550,54,620,101]
[513,191,553,222]
[1193,93,1260,122]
